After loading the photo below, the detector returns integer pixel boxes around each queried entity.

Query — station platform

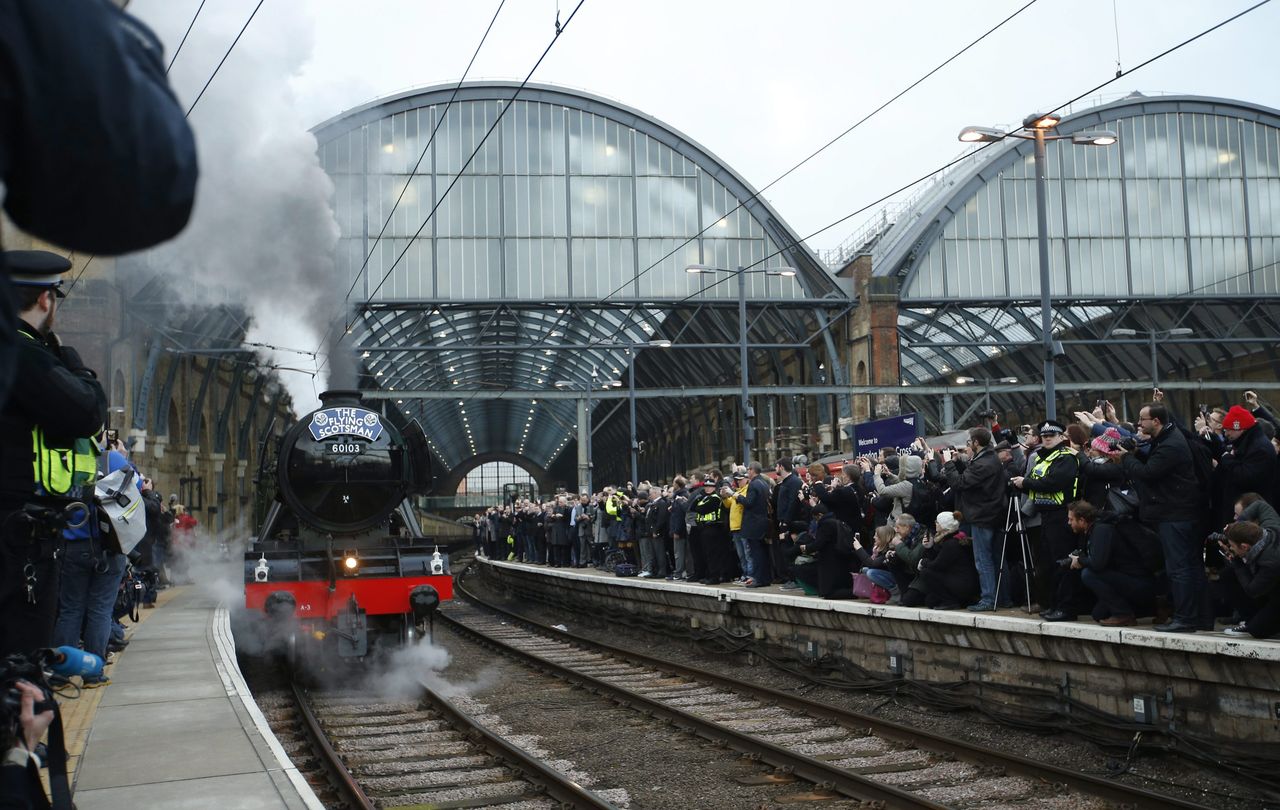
[57,586,322,810]
[476,557,1280,744]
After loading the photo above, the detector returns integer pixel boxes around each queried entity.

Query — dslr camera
[1056,549,1086,569]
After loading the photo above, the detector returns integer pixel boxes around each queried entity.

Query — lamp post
[686,264,796,465]
[625,339,672,485]
[954,375,1019,411]
[1112,327,1194,389]
[556,367,620,495]
[959,116,1117,421]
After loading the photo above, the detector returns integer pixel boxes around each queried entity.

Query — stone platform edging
[481,559,1280,744]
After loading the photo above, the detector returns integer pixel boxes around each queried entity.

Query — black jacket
[813,481,863,532]
[1230,527,1280,601]
[1120,425,1201,524]
[1078,518,1156,579]
[1216,424,1277,514]
[668,488,690,537]
[0,324,107,512]
[1078,458,1127,511]
[736,476,771,540]
[773,472,803,532]
[943,447,1006,528]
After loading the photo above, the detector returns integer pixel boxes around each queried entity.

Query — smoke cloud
[128,0,356,413]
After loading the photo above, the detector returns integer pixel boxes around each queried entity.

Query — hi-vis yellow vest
[32,426,97,495]
[1028,446,1077,507]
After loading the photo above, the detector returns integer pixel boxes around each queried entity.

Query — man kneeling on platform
[1068,500,1159,627]
[1217,521,1280,639]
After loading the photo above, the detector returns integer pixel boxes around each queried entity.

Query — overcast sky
[137,0,1279,257]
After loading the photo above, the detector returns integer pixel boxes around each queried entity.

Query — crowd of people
[476,391,1279,641]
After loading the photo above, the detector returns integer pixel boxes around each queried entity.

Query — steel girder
[356,297,852,472]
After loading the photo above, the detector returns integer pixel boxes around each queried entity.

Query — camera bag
[94,455,148,556]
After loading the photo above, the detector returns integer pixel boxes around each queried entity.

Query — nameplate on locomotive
[308,407,385,442]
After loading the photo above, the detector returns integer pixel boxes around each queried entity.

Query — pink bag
[852,573,891,604]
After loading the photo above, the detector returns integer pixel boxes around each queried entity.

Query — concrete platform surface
[70,589,323,810]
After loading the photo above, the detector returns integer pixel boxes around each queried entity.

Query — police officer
[1010,420,1081,620]
[689,476,735,584]
[0,252,108,659]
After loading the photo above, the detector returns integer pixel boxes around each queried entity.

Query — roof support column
[576,396,590,495]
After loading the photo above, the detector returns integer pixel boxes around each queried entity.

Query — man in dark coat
[737,462,773,587]
[1118,403,1208,632]
[1215,405,1277,523]
[943,427,1008,611]
[771,459,803,585]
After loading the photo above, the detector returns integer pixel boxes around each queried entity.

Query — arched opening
[458,461,539,507]
[856,361,867,385]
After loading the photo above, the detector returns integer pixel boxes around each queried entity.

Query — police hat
[1037,420,1067,436]
[5,251,71,298]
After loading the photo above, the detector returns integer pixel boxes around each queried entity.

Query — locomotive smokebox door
[337,596,369,659]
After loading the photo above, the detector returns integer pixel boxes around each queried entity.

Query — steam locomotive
[243,390,453,663]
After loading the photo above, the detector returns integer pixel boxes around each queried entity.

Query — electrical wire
[184,0,264,117]
[318,0,509,358]
[327,0,590,366]
[592,0,1044,306]
[166,0,208,74]
[64,0,267,298]
[676,0,1276,307]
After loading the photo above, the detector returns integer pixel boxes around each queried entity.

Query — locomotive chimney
[318,389,364,407]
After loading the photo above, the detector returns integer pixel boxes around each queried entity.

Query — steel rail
[290,681,375,810]
[454,571,1213,810]
[438,603,949,809]
[418,679,619,809]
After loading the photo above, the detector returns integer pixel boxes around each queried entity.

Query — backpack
[834,520,856,555]
[1176,425,1214,509]
[904,478,941,526]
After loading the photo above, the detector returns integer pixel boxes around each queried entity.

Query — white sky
[137,0,1280,257]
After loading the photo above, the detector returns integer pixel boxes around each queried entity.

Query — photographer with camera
[0,256,108,661]
[1067,500,1157,626]
[942,427,1008,612]
[1216,520,1280,638]
[1116,402,1209,632]
[1212,405,1278,528]
[1009,421,1081,620]
[2,675,55,808]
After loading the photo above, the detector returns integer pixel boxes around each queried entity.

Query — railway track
[445,574,1213,810]
[268,677,617,809]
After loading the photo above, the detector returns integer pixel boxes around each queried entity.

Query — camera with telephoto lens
[1056,549,1086,569]
[1207,531,1228,546]
[1118,437,1138,452]
[977,409,998,420]
[1,653,56,740]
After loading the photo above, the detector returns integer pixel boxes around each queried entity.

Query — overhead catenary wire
[64,0,267,298]
[326,0,508,329]
[676,0,1275,308]
[166,0,208,74]
[591,0,1044,307]
[318,0,589,375]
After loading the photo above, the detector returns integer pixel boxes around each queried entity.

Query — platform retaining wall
[477,560,1280,745]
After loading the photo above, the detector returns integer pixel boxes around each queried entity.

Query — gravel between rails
[433,611,881,810]
[466,573,1271,810]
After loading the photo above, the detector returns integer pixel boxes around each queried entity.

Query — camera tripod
[996,494,1037,613]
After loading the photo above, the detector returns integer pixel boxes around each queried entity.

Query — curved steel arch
[314,81,835,297]
[877,94,1280,293]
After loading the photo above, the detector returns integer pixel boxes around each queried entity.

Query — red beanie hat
[1224,405,1256,431]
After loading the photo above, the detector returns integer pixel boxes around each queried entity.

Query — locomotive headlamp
[342,552,360,574]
